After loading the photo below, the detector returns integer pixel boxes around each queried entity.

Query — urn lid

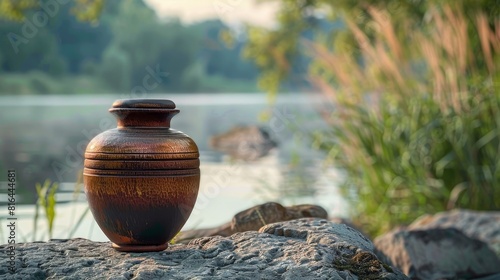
[84,99,199,170]
[108,99,180,128]
[111,99,176,109]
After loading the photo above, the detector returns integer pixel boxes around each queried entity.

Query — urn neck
[109,109,179,128]
[109,99,179,128]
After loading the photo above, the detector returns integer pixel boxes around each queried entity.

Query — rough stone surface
[329,217,367,238]
[1,219,407,280]
[177,202,328,243]
[474,273,500,280]
[374,228,500,280]
[409,209,500,257]
[232,202,328,232]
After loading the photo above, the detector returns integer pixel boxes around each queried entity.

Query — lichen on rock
[1,218,407,280]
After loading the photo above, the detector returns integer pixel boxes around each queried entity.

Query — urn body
[83,99,200,252]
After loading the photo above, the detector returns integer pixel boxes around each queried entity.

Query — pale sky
[143,0,280,27]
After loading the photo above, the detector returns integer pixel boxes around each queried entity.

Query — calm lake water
[0,93,347,242]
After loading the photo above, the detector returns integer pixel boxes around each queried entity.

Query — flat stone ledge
[0,218,407,280]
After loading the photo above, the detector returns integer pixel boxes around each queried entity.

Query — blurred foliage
[72,0,105,23]
[247,0,500,236]
[0,0,259,94]
[0,0,38,21]
[245,0,499,95]
[0,0,104,22]
[244,0,305,99]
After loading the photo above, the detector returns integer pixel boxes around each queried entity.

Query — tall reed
[309,5,500,236]
[33,172,91,241]
[34,179,59,239]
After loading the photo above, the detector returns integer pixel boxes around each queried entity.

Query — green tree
[99,45,131,90]
[0,0,112,75]
[0,20,65,73]
[46,3,112,73]
[0,0,105,22]
[197,20,259,81]
[100,0,204,92]
[0,0,261,94]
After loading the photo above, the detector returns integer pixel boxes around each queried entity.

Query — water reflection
[0,93,347,241]
[0,93,326,202]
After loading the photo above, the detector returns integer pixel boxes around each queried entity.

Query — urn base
[112,242,169,252]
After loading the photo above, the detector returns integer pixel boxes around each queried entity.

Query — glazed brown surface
[84,174,200,246]
[84,158,200,170]
[85,128,199,156]
[83,99,200,252]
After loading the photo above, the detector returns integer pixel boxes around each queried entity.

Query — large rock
[1,219,407,280]
[409,209,500,257]
[209,125,277,161]
[176,202,328,243]
[374,228,500,280]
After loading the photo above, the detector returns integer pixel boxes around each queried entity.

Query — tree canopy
[244,0,499,96]
[0,0,260,94]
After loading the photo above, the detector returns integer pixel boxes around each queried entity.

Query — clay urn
[83,99,200,252]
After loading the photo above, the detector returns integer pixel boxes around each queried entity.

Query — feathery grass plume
[308,4,500,236]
